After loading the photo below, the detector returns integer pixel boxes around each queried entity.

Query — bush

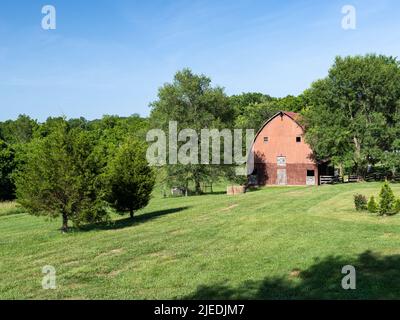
[367,196,379,213]
[394,199,400,215]
[379,181,396,215]
[354,194,367,211]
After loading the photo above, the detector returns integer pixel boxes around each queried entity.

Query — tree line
[1,54,399,230]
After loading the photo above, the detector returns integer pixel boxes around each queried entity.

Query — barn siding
[255,163,318,185]
[252,112,318,186]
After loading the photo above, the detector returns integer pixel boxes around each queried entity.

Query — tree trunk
[339,163,344,181]
[353,136,363,176]
[61,212,68,233]
[353,137,361,160]
[195,180,202,195]
[130,209,134,219]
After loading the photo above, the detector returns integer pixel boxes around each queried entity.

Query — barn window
[307,170,315,177]
[277,156,286,166]
[296,136,301,143]
[263,137,269,143]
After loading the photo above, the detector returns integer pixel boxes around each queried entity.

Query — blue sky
[0,0,399,121]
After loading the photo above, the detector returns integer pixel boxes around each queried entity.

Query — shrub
[394,199,400,215]
[378,181,396,215]
[354,194,367,211]
[367,196,379,213]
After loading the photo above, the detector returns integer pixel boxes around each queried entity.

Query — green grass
[0,201,25,217]
[1,182,400,299]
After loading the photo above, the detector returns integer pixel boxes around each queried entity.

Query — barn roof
[284,111,300,121]
[253,111,303,143]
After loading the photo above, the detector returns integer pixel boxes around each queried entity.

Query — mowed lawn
[1,183,400,300]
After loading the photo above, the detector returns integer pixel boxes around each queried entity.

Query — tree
[150,69,233,194]
[0,116,39,201]
[394,199,400,215]
[275,95,305,113]
[86,115,150,178]
[234,95,304,131]
[381,120,400,178]
[0,140,16,200]
[379,181,396,216]
[303,54,400,176]
[234,101,282,131]
[367,196,378,213]
[15,120,108,232]
[354,194,367,211]
[382,150,400,178]
[0,115,38,145]
[229,92,272,118]
[35,116,75,138]
[68,117,89,130]
[104,138,155,218]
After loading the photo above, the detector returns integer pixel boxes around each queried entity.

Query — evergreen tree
[104,138,155,218]
[378,181,396,215]
[367,196,378,213]
[15,120,108,232]
[394,199,400,215]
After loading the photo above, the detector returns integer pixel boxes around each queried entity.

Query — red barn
[249,111,328,186]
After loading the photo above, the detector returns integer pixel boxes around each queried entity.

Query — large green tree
[0,115,38,145]
[15,119,108,232]
[303,54,400,176]
[150,69,233,194]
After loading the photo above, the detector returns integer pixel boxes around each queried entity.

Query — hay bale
[227,185,245,195]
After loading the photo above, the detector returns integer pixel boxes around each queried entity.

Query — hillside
[1,183,400,299]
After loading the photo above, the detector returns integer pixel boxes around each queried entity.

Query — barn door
[277,169,287,185]
[306,170,316,185]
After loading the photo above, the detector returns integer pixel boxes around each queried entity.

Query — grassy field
[1,182,400,300]
[0,201,25,217]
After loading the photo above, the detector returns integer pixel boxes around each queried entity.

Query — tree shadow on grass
[203,191,226,196]
[183,251,400,300]
[77,206,190,232]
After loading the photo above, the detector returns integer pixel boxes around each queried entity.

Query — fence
[319,175,344,184]
[365,173,400,182]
